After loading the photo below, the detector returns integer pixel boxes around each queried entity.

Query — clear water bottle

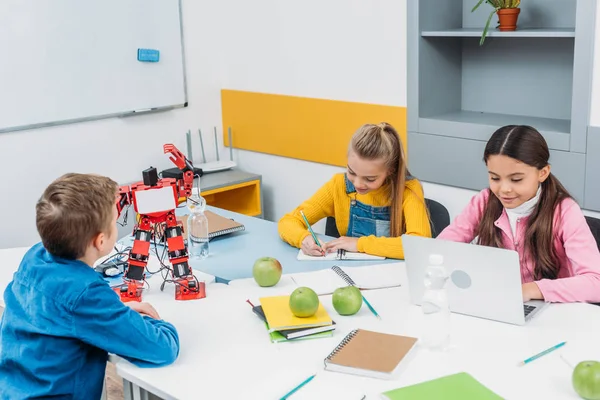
[420,254,450,350]
[186,188,209,260]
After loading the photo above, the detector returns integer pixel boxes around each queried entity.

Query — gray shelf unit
[407,0,597,207]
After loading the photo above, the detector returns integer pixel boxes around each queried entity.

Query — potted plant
[472,0,521,45]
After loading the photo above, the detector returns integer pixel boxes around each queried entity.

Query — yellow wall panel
[221,89,407,167]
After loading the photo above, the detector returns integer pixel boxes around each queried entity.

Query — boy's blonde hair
[36,173,118,260]
[349,122,410,237]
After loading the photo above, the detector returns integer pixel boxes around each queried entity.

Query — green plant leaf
[472,0,487,12]
[480,8,498,46]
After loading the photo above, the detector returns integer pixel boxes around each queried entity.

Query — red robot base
[115,144,206,302]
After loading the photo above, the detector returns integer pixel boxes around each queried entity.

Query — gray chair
[586,216,600,252]
[324,198,450,239]
[584,216,600,307]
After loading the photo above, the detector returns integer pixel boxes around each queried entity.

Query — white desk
[116,263,600,400]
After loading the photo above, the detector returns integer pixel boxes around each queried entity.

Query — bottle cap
[429,254,443,265]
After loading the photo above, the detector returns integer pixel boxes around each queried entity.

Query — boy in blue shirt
[0,173,180,399]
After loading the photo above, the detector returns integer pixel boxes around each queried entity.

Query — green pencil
[300,210,322,248]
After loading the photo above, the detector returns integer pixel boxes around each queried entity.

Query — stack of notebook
[290,264,403,295]
[253,295,336,343]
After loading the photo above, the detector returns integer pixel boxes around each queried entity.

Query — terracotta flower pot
[497,8,520,31]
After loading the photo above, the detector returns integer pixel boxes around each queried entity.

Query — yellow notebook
[259,295,332,332]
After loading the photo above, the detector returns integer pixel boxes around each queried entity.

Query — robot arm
[116,185,132,218]
[163,144,194,199]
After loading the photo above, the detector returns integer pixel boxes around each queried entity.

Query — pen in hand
[300,210,325,255]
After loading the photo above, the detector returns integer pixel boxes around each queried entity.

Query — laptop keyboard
[524,304,536,317]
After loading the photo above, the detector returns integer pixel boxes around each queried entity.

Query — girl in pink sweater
[438,125,600,303]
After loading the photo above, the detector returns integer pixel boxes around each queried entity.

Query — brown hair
[36,173,118,260]
[349,122,413,237]
[477,125,571,280]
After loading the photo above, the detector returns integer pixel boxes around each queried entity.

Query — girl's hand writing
[301,234,325,256]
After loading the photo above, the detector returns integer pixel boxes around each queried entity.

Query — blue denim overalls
[345,175,391,237]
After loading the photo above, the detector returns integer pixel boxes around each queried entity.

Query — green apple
[573,361,600,400]
[289,287,319,317]
[252,257,282,287]
[332,286,363,315]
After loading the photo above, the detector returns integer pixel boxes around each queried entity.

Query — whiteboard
[0,0,187,133]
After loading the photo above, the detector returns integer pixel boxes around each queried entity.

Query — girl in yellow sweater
[278,122,431,259]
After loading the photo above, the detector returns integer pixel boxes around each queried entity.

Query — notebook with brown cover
[179,211,245,240]
[324,329,418,379]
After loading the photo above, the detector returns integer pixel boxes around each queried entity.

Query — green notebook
[380,372,503,400]
[264,322,334,343]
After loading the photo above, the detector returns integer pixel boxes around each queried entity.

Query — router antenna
[214,126,220,162]
[198,129,207,163]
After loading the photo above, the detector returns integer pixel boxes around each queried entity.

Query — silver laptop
[401,234,549,326]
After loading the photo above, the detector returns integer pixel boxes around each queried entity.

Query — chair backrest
[325,216,340,238]
[585,216,600,252]
[426,198,451,238]
[323,198,451,239]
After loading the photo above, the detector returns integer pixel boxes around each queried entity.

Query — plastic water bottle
[420,254,451,350]
[187,188,209,260]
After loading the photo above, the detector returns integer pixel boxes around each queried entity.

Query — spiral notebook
[290,264,403,295]
[297,248,385,261]
[324,329,418,379]
[179,211,245,240]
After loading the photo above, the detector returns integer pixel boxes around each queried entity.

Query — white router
[186,127,237,174]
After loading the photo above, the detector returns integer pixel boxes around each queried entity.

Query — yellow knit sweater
[278,173,431,259]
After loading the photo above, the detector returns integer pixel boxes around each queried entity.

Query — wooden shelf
[421,28,575,38]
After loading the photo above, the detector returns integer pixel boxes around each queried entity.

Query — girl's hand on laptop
[323,236,358,253]
[301,235,325,256]
[126,302,161,320]
[522,282,543,302]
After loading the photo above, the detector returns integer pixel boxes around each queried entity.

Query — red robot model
[115,144,205,302]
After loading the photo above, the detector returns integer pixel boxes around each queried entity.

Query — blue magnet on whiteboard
[137,49,160,62]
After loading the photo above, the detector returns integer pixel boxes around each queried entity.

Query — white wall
[2,0,600,249]
[0,0,224,248]
[590,0,600,126]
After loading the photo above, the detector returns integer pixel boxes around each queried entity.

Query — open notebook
[297,248,385,261]
[290,263,403,295]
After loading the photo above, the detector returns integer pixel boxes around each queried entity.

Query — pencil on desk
[299,210,323,251]
[518,341,566,366]
[280,374,316,400]
[361,293,381,319]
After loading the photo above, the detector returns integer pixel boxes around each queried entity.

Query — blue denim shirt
[0,243,180,400]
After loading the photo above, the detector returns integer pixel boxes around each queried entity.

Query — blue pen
[518,341,567,366]
[361,294,381,320]
[280,374,316,400]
